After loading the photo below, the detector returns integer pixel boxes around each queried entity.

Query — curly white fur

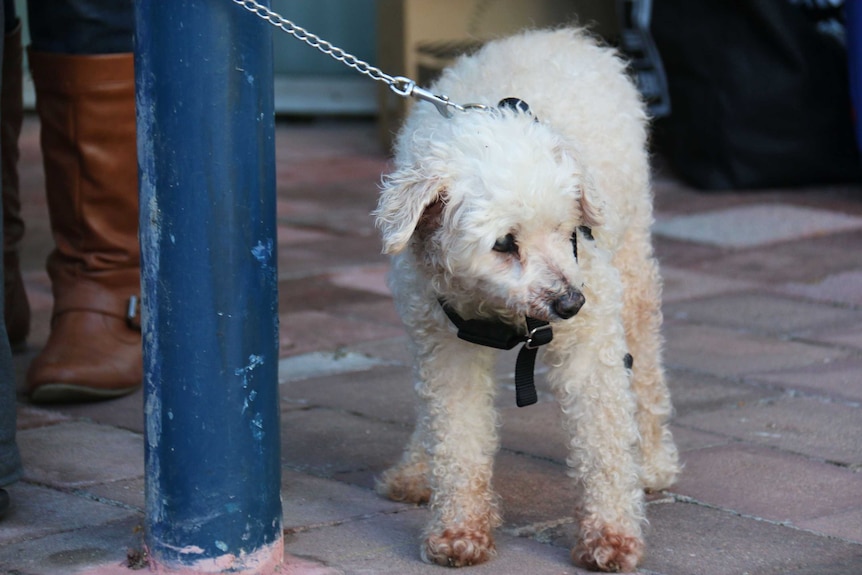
[373,28,679,572]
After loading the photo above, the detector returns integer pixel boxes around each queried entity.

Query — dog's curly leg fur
[376,430,432,504]
[550,343,646,572]
[551,357,645,571]
[545,258,646,572]
[382,332,502,567]
[615,226,680,491]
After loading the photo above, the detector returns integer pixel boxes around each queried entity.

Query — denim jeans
[0,3,22,488]
[8,0,133,53]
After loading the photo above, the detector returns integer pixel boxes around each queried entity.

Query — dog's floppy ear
[579,173,604,229]
[553,142,604,230]
[374,168,446,254]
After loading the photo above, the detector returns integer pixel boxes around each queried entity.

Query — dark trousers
[6,0,133,53]
[0,0,22,488]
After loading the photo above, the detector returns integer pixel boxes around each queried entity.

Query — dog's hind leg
[615,225,680,492]
[376,419,433,504]
[386,333,502,567]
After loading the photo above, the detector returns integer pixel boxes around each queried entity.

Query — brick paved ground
[2,115,862,574]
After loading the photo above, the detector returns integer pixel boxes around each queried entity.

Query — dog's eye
[493,233,517,254]
[571,231,578,260]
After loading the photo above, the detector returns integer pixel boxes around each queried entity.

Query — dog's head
[374,104,604,323]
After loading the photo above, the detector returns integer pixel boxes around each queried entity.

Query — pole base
[146,535,284,574]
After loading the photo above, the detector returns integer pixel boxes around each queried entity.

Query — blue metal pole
[849,0,862,153]
[134,1,282,572]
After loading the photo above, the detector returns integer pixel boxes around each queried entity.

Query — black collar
[439,301,553,407]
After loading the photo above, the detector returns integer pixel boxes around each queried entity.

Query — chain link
[231,0,397,87]
[229,0,487,118]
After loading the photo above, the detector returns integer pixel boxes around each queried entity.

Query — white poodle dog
[373,28,679,572]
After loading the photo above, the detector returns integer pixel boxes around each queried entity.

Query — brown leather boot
[26,50,142,403]
[2,23,28,351]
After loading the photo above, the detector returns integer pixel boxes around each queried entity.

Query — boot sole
[29,383,141,404]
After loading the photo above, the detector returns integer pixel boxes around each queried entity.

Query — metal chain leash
[230,0,488,118]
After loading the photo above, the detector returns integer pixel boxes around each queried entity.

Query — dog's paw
[572,525,643,573]
[375,466,432,504]
[641,437,680,493]
[641,461,679,493]
[422,527,496,567]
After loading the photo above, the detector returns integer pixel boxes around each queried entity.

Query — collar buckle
[525,323,553,349]
[439,300,553,408]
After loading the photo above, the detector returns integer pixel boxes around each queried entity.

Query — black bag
[651,0,861,190]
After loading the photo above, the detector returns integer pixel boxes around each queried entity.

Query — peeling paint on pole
[135,1,282,572]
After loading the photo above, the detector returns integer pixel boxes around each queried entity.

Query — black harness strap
[440,301,553,407]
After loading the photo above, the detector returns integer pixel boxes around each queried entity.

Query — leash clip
[390,76,463,118]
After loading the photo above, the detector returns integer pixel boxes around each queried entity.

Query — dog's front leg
[414,335,501,567]
[548,329,645,573]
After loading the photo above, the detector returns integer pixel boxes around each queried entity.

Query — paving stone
[281,365,416,427]
[675,396,862,465]
[15,405,72,430]
[775,269,862,307]
[336,298,403,329]
[278,273,391,314]
[279,554,343,575]
[328,264,391,296]
[653,235,727,270]
[11,348,36,395]
[652,178,753,216]
[278,225,335,246]
[280,407,410,487]
[281,469,407,532]
[278,351,394,384]
[280,209,379,243]
[279,236,386,280]
[21,269,52,311]
[284,505,586,575]
[81,477,146,512]
[494,451,576,530]
[664,292,861,336]
[801,321,862,351]
[280,310,406,357]
[691,229,862,284]
[281,156,386,188]
[18,421,144,488]
[663,323,849,376]
[52,389,145,434]
[0,483,138,546]
[653,204,862,248]
[346,335,413,366]
[640,500,862,575]
[671,444,862,524]
[0,515,142,575]
[661,266,761,303]
[750,356,862,402]
[499,401,568,463]
[796,506,862,544]
[666,369,777,417]
[546,498,862,575]
[669,425,730,453]
[275,122,383,164]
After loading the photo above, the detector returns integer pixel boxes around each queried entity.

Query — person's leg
[25,0,140,403]
[1,0,25,349]
[0,0,23,518]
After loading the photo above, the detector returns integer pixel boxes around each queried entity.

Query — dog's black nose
[553,290,585,320]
